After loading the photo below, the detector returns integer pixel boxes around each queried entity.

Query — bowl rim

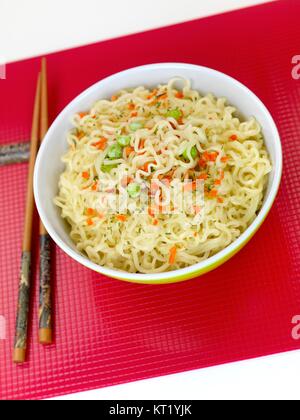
[34,62,283,282]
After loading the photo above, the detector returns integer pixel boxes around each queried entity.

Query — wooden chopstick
[13,73,41,364]
[38,58,53,345]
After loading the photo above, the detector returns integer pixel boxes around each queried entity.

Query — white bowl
[34,63,282,284]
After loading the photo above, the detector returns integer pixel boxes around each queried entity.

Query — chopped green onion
[101,164,118,173]
[166,108,182,120]
[129,122,144,131]
[182,146,198,161]
[127,183,141,198]
[107,143,123,159]
[117,135,131,147]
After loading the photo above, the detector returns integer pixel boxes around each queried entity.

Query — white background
[2,0,300,401]
[1,0,274,63]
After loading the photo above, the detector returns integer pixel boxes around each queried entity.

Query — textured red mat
[1,0,300,400]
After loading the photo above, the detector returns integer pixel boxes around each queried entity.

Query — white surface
[1,0,274,63]
[34,63,282,284]
[2,0,295,402]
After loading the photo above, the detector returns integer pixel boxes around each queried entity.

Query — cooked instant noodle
[54,78,272,273]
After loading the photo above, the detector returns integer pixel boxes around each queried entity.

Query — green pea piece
[101,164,118,173]
[117,135,131,147]
[166,109,182,120]
[182,146,198,161]
[107,143,123,159]
[127,183,141,198]
[129,122,143,132]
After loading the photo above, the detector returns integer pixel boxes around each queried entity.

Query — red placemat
[1,0,300,400]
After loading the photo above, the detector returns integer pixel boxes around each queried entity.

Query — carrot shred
[155,204,167,214]
[153,219,159,226]
[125,146,134,157]
[117,215,127,222]
[111,95,118,101]
[82,171,90,179]
[86,208,96,216]
[210,152,219,161]
[230,134,238,141]
[140,161,155,172]
[148,207,155,218]
[202,151,210,161]
[142,162,151,172]
[128,103,135,110]
[203,151,218,162]
[221,156,229,163]
[131,111,138,117]
[198,173,208,180]
[199,158,207,169]
[217,197,224,203]
[208,189,218,198]
[87,219,94,226]
[214,179,222,186]
[91,182,98,191]
[175,91,184,99]
[92,137,108,150]
[169,247,177,265]
[79,112,88,119]
[147,89,158,99]
[139,139,145,149]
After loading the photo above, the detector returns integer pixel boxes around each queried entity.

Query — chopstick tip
[39,328,53,345]
[41,57,47,68]
[13,348,27,364]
